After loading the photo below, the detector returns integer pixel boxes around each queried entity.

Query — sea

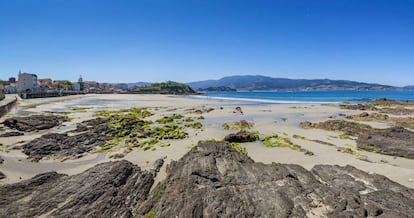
[193,90,414,104]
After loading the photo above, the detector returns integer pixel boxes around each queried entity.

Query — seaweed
[156,114,184,124]
[185,122,203,129]
[94,107,188,152]
[260,134,302,152]
[222,120,253,131]
[230,142,248,155]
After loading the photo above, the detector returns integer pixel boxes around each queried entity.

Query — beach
[1,93,414,189]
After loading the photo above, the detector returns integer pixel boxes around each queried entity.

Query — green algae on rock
[222,120,254,131]
[260,134,302,151]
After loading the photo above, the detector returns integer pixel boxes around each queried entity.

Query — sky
[0,0,413,86]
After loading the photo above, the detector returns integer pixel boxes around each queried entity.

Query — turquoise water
[196,91,414,104]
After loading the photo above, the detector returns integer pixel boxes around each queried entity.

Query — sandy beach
[1,93,414,189]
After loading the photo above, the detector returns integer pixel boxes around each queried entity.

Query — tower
[78,75,84,91]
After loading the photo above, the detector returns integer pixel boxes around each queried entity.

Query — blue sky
[0,0,413,86]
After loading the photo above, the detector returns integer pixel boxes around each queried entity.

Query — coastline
[1,93,414,189]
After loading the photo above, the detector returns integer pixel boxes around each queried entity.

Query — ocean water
[195,91,414,104]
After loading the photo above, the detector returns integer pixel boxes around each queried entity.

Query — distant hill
[188,75,395,91]
[199,86,237,92]
[129,81,196,95]
[403,86,414,90]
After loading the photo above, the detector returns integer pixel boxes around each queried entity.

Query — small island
[129,81,196,95]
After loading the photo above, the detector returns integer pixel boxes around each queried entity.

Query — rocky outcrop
[346,112,389,121]
[370,98,414,106]
[0,160,163,218]
[347,112,414,129]
[3,115,69,132]
[72,117,111,133]
[224,130,258,142]
[300,120,373,137]
[23,132,112,161]
[340,101,414,115]
[311,164,414,217]
[137,141,414,217]
[0,131,24,137]
[0,171,5,180]
[340,104,377,111]
[357,126,414,159]
[22,118,116,161]
[2,141,414,217]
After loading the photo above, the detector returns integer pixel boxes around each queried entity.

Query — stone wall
[0,96,17,118]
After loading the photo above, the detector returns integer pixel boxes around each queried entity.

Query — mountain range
[187,75,397,91]
[127,75,413,91]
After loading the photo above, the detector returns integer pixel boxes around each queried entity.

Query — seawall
[0,95,18,118]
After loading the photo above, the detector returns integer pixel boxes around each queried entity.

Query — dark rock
[340,104,377,111]
[110,153,125,159]
[370,98,414,106]
[22,116,150,161]
[346,112,389,121]
[0,171,5,180]
[311,139,336,147]
[357,126,414,159]
[3,115,69,132]
[136,141,414,217]
[300,120,372,137]
[0,160,161,218]
[340,102,414,115]
[72,117,110,133]
[380,107,414,116]
[224,130,258,142]
[152,158,164,174]
[2,141,414,217]
[234,106,243,114]
[0,131,24,137]
[23,131,112,162]
[0,156,4,164]
[123,148,133,154]
[304,150,314,156]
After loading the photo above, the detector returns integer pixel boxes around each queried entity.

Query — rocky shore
[22,117,115,161]
[2,114,69,132]
[301,119,414,159]
[1,141,414,217]
[1,94,414,216]
[0,159,164,217]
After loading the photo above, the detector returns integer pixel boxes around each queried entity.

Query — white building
[17,72,38,93]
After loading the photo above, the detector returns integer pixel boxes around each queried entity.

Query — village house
[37,78,53,91]
[4,84,17,94]
[17,72,38,93]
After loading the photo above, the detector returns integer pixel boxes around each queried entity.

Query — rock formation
[340,102,414,115]
[23,132,112,161]
[357,126,414,159]
[0,171,5,180]
[224,130,258,142]
[138,141,414,217]
[3,114,69,132]
[0,131,24,137]
[300,120,372,137]
[22,118,116,161]
[0,160,163,218]
[1,141,414,217]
